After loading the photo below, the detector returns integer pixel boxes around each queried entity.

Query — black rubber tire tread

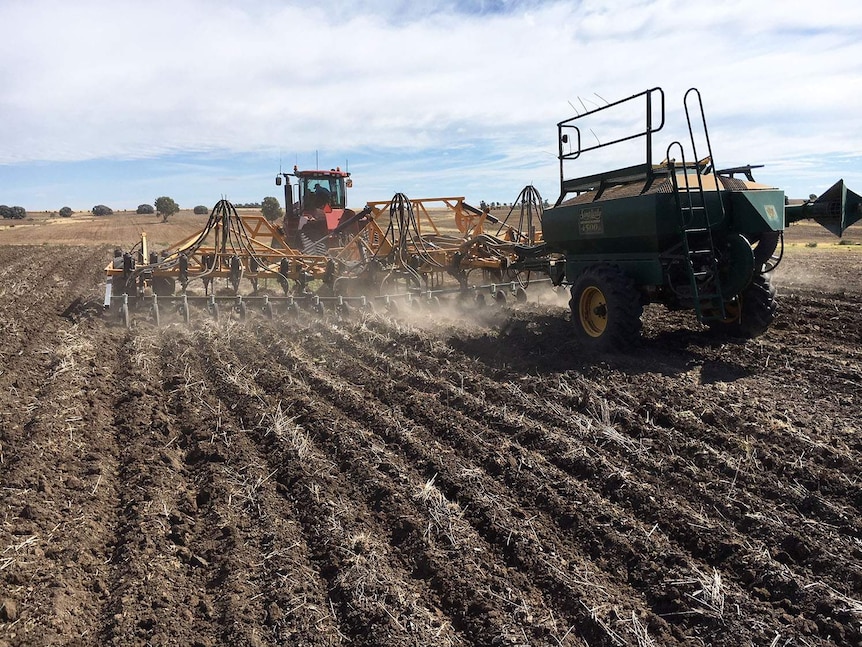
[569,264,643,352]
[709,273,777,338]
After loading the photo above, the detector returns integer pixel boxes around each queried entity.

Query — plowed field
[1,232,860,646]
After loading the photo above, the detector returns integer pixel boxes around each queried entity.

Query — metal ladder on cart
[666,88,728,322]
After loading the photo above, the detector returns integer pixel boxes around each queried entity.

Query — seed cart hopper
[514,87,861,350]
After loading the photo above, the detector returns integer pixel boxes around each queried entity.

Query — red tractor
[277,166,365,252]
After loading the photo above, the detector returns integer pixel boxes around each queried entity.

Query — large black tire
[708,273,777,338]
[569,265,643,352]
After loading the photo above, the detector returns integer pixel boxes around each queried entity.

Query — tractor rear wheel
[569,265,643,352]
[708,273,776,338]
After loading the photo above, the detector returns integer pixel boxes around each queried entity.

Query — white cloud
[0,0,860,207]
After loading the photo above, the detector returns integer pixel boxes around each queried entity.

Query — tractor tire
[708,273,777,338]
[569,265,643,352]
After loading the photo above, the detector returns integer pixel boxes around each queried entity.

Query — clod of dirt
[0,599,17,623]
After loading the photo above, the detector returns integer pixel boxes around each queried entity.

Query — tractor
[275,166,366,252]
[515,87,861,351]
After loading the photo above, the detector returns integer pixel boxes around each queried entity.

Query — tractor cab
[277,166,353,249]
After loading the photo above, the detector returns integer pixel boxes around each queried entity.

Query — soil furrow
[157,323,356,646]
[299,321,807,645]
[252,322,677,646]
[350,316,860,640]
[0,326,122,644]
[190,324,473,646]
[99,329,239,646]
[232,324,600,646]
[362,313,861,562]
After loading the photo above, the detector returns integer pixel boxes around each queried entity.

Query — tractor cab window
[302,177,346,210]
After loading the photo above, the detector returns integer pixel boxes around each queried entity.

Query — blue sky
[1,0,860,212]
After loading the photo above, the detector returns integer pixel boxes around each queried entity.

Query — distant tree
[154,196,179,222]
[136,203,155,215]
[261,196,283,222]
[92,204,113,216]
[59,206,73,218]
[193,205,208,215]
[0,205,10,219]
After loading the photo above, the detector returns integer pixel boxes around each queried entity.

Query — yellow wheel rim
[718,300,741,324]
[579,286,608,337]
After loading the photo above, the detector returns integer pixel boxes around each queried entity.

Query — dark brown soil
[0,241,860,646]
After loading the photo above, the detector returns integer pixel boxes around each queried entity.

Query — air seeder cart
[513,87,861,350]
